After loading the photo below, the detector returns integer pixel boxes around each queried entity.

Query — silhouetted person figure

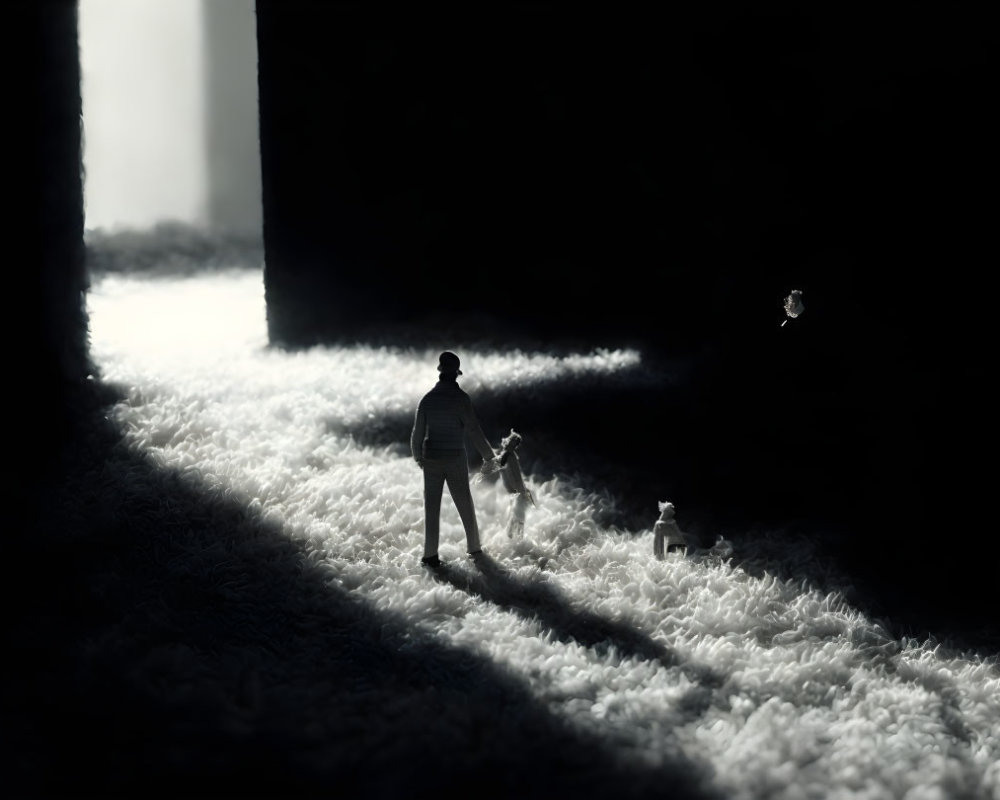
[411,352,496,568]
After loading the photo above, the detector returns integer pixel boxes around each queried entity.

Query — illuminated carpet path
[84,269,1000,799]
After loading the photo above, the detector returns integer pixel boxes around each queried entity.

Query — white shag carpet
[23,267,997,799]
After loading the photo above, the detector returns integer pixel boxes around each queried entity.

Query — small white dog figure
[498,429,534,538]
[653,501,689,559]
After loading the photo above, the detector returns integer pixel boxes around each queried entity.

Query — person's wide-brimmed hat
[437,351,462,375]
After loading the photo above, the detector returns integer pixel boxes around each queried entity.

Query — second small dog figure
[653,501,689,559]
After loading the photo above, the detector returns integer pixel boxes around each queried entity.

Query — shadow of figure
[426,551,726,724]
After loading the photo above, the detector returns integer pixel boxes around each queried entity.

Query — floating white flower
[782,289,804,326]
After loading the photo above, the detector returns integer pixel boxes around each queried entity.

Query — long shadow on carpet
[429,552,726,725]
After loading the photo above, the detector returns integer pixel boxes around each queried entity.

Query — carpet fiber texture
[9,267,998,799]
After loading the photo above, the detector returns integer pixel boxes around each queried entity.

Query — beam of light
[79,0,262,236]
[87,269,268,366]
[87,270,645,422]
[79,0,207,232]
[86,271,1000,798]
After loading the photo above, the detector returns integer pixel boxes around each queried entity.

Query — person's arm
[461,395,495,463]
[410,400,427,466]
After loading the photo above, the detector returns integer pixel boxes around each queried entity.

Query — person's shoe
[421,554,442,568]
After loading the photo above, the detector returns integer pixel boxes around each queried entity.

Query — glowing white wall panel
[80,0,206,232]
[79,0,262,235]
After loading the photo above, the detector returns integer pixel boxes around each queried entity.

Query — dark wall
[9,0,91,486]
[257,2,720,350]
[256,3,992,352]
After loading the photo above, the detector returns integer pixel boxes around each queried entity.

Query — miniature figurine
[497,429,534,538]
[411,351,496,568]
[653,501,689,559]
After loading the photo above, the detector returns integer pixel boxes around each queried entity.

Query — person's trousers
[422,451,481,557]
